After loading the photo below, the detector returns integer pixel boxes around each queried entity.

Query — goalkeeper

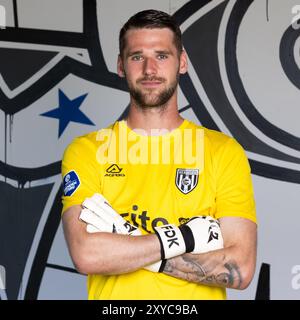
[61,9,257,300]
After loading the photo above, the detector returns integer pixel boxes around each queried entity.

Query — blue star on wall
[41,89,94,137]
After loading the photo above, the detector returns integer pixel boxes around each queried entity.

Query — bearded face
[118,28,187,109]
[126,72,179,109]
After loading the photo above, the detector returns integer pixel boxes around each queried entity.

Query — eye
[131,55,143,61]
[157,54,168,60]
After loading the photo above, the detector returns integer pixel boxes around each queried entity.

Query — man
[61,9,257,300]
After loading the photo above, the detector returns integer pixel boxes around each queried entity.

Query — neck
[125,96,184,134]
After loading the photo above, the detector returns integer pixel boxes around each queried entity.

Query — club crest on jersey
[175,168,199,194]
[63,170,80,196]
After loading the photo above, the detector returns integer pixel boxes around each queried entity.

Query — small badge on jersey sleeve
[175,168,199,194]
[63,170,80,196]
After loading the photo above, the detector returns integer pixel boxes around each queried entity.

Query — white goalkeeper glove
[79,193,164,272]
[80,193,141,235]
[154,216,223,259]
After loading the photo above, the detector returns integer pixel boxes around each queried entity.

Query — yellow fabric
[61,119,256,300]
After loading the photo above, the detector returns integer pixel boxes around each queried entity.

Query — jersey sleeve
[214,138,257,223]
[61,135,101,214]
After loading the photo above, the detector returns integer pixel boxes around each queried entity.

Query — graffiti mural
[0,0,299,299]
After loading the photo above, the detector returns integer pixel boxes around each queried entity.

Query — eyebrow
[127,50,143,57]
[127,50,173,57]
[155,50,173,55]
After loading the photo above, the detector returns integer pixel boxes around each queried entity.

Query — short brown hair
[119,9,183,57]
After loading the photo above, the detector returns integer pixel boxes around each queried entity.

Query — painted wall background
[0,0,300,300]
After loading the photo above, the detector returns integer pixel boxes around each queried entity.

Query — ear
[179,49,188,74]
[117,55,125,78]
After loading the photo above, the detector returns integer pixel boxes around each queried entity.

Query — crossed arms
[62,205,257,290]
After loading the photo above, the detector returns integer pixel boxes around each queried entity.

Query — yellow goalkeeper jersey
[61,119,256,300]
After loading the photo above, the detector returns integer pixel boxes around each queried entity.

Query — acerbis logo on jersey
[104,164,125,177]
[63,170,80,196]
[175,169,199,194]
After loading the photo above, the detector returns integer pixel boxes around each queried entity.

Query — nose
[143,57,157,76]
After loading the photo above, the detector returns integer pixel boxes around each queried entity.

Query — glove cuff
[178,224,195,253]
[144,259,166,273]
[158,259,167,272]
[154,224,186,259]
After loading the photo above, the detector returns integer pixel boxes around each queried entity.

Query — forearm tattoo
[163,254,242,289]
